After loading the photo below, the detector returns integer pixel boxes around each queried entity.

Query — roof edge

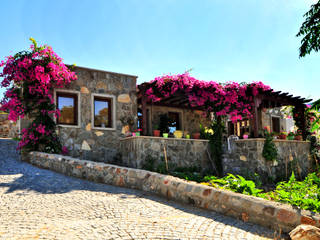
[66,64,138,78]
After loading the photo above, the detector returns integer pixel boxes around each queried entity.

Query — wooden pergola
[138,83,312,139]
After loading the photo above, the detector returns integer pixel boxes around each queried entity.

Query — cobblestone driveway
[0,150,278,239]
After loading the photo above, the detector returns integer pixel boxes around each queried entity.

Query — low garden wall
[27,151,320,233]
[119,136,211,172]
[223,138,311,182]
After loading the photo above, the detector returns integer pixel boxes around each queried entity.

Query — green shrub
[204,173,263,196]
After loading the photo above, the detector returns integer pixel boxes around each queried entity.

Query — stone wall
[223,139,311,182]
[120,136,212,172]
[0,113,18,138]
[146,105,211,136]
[27,151,320,233]
[54,66,137,162]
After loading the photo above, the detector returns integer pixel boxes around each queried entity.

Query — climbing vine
[0,38,77,153]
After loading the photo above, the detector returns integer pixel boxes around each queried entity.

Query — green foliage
[141,155,156,171]
[206,118,225,175]
[204,173,263,196]
[259,172,320,212]
[297,1,320,57]
[141,154,320,213]
[262,130,278,162]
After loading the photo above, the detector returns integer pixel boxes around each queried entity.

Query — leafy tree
[297,1,320,57]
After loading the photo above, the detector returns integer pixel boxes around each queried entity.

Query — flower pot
[294,135,302,141]
[163,133,168,138]
[287,135,294,140]
[279,135,287,140]
[173,130,183,138]
[243,134,248,139]
[135,132,140,136]
[192,133,200,139]
[153,130,160,137]
[186,134,190,139]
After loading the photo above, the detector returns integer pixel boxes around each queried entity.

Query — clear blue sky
[1,0,319,100]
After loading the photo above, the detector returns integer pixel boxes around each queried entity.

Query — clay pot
[192,133,200,139]
[294,135,303,141]
[279,134,287,140]
[153,130,160,137]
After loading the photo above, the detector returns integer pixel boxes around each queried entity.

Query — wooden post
[252,97,262,138]
[141,95,147,136]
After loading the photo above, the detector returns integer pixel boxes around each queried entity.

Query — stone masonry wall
[55,66,137,162]
[120,136,212,172]
[27,151,320,233]
[223,139,311,182]
[0,113,18,138]
[146,105,211,136]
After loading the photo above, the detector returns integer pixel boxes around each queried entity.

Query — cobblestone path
[0,149,279,239]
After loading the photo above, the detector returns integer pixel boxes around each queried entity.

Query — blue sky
[1,0,319,100]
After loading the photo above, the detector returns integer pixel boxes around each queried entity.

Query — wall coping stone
[27,151,320,233]
[71,65,138,78]
[236,138,310,144]
[120,136,209,142]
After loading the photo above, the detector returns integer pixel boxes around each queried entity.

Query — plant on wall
[0,38,77,153]
[262,127,278,163]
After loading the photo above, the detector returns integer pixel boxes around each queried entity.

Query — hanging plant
[0,38,77,153]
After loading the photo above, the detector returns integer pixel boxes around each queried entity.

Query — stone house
[44,66,137,162]
[17,65,312,180]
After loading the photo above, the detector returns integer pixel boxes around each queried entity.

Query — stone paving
[0,149,281,239]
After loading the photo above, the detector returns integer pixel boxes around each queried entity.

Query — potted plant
[287,132,295,140]
[278,132,287,140]
[243,132,249,139]
[192,132,200,139]
[153,124,160,137]
[173,130,183,138]
[135,129,142,136]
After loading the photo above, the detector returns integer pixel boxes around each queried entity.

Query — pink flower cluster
[0,41,77,151]
[144,72,271,123]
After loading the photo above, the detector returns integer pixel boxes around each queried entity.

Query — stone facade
[51,66,137,162]
[27,151,320,233]
[146,105,211,136]
[223,138,311,182]
[0,113,18,138]
[119,136,212,172]
[261,107,294,133]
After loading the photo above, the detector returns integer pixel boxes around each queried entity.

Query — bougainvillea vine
[143,72,271,122]
[0,38,77,153]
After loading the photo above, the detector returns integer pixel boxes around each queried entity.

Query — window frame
[91,93,116,130]
[54,90,81,128]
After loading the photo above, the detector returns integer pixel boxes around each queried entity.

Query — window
[228,119,250,137]
[93,96,112,128]
[56,92,78,125]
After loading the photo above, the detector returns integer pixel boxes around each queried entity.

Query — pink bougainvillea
[143,72,271,122]
[0,38,77,153]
